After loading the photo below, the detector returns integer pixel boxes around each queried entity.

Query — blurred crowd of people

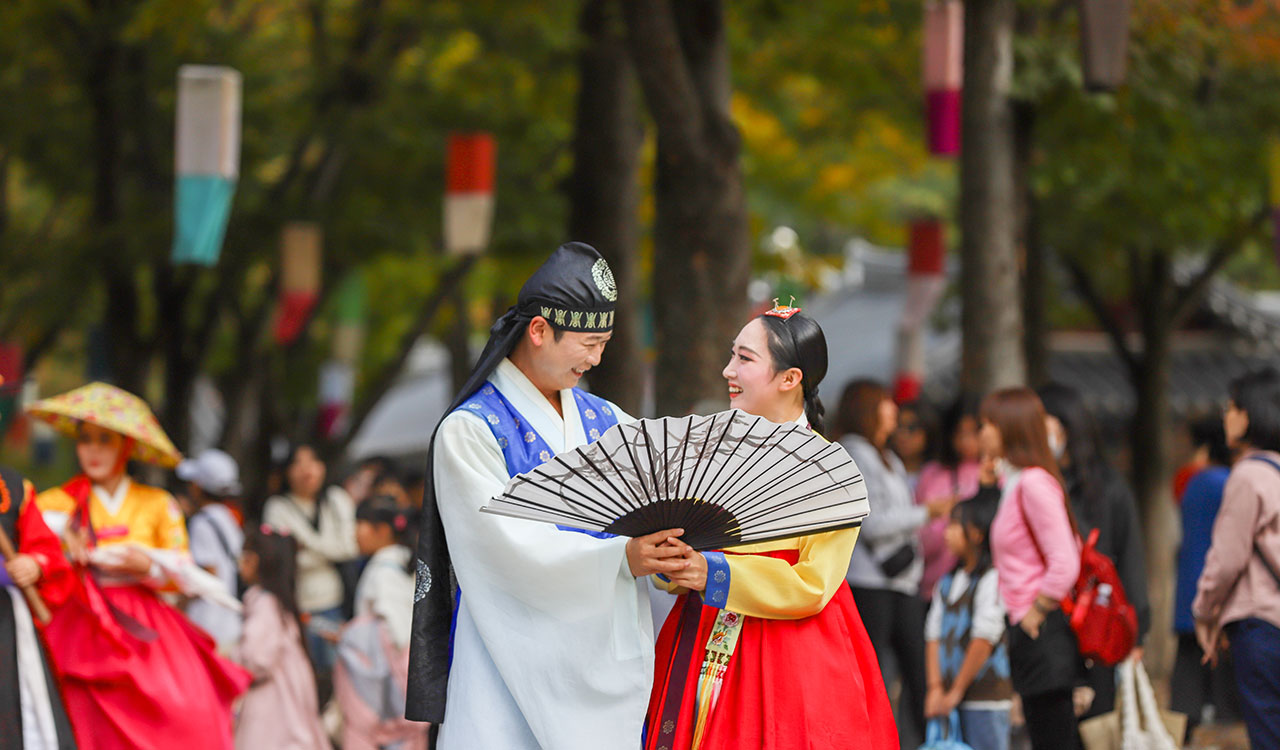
[0,377,430,750]
[828,372,1280,749]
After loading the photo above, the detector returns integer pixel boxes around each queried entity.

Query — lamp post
[1079,0,1131,92]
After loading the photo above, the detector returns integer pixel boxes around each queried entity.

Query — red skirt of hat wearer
[37,477,251,750]
[645,545,898,750]
[44,580,251,750]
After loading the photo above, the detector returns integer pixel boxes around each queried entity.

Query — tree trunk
[1130,255,1178,682]
[1015,100,1049,387]
[569,0,645,415]
[960,0,1024,398]
[622,0,750,417]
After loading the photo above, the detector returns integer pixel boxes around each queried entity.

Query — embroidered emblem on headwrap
[414,559,432,601]
[592,258,617,302]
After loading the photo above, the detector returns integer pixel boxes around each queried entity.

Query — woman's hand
[666,549,708,592]
[1019,606,1046,639]
[925,496,957,520]
[924,684,947,718]
[93,546,153,578]
[625,529,690,578]
[63,526,90,565]
[5,554,42,587]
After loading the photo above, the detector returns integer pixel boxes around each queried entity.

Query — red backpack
[1019,484,1138,667]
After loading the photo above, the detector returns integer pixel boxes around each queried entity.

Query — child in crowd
[925,494,1013,750]
[235,526,330,750]
[334,495,426,750]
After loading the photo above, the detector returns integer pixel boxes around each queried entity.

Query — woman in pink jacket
[1194,367,1280,749]
[979,387,1082,750]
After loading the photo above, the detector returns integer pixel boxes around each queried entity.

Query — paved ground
[1187,723,1251,750]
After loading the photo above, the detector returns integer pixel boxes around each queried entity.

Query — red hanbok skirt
[42,578,251,750]
[645,550,898,750]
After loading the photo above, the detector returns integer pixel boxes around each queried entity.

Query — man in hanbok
[406,242,688,748]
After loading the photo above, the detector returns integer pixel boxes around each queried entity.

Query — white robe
[434,358,653,750]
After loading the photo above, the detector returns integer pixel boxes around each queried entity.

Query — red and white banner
[444,133,496,256]
[923,0,963,157]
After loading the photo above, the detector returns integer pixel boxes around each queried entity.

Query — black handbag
[878,542,916,578]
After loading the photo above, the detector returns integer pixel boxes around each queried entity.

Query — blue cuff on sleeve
[703,551,731,608]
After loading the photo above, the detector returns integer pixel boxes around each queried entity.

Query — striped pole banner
[894,219,948,403]
[922,0,963,157]
[172,66,241,266]
[444,133,496,256]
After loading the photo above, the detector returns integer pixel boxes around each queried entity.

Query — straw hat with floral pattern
[25,382,183,468]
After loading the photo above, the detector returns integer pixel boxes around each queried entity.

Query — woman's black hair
[356,494,417,573]
[952,493,998,579]
[1036,382,1115,525]
[756,312,829,434]
[242,525,309,655]
[937,395,982,469]
[1190,414,1233,467]
[1228,367,1280,452]
[279,442,331,526]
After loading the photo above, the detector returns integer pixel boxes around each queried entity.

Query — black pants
[1007,610,1082,750]
[1021,689,1081,750]
[849,585,927,747]
[1169,632,1242,732]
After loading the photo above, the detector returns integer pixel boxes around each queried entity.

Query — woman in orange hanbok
[27,382,251,750]
[645,305,898,750]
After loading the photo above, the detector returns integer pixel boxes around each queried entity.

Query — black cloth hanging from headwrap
[405,242,617,722]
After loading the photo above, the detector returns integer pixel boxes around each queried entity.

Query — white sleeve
[610,401,636,426]
[970,568,1007,644]
[187,515,221,569]
[435,410,633,615]
[924,582,945,641]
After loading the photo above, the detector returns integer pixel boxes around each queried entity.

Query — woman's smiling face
[722,318,784,417]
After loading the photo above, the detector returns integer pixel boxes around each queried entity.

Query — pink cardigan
[915,460,982,599]
[990,467,1081,623]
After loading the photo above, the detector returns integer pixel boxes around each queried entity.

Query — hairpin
[764,296,801,320]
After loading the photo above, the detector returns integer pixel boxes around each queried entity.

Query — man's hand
[5,554,41,587]
[666,550,708,592]
[625,528,690,578]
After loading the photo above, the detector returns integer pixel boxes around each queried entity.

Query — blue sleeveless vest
[455,381,620,538]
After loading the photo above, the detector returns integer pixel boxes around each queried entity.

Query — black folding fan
[481,409,870,550]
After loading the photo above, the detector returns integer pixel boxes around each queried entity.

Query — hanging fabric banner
[275,222,322,345]
[331,272,368,364]
[0,342,23,439]
[1079,0,1132,92]
[894,220,948,403]
[317,360,355,440]
[923,0,963,156]
[444,132,496,256]
[172,65,242,266]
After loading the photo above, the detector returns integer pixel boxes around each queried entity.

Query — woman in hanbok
[645,303,898,750]
[26,382,252,750]
[0,463,77,750]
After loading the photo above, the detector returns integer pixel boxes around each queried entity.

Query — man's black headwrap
[405,242,617,722]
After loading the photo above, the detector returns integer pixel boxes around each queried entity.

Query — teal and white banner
[172,65,241,266]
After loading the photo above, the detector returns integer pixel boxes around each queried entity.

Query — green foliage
[1027,0,1280,296]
